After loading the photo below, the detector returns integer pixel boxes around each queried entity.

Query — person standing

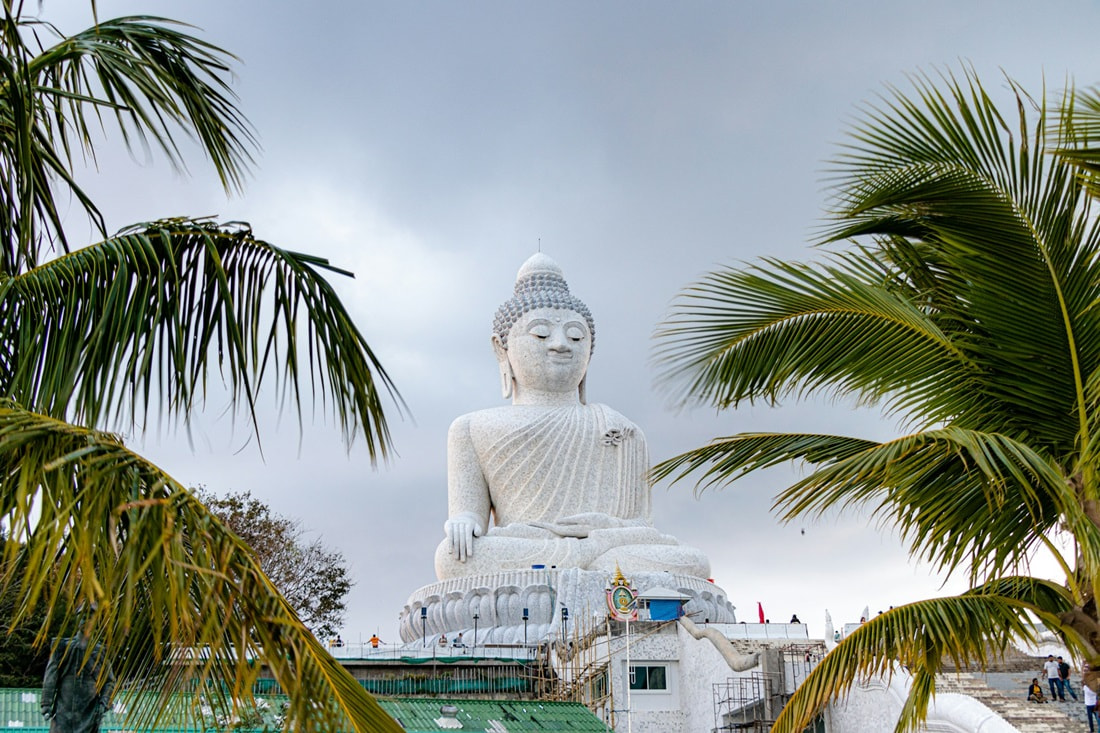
[1058,656,1078,701]
[1085,678,1098,732]
[41,633,114,733]
[1044,654,1064,701]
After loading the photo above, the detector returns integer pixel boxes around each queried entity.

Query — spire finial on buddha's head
[492,253,595,351]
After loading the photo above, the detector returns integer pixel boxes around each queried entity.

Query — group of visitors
[438,632,467,649]
[1042,654,1077,702]
[329,633,383,650]
[1028,655,1099,731]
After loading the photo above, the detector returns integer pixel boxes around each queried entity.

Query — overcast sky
[43,1,1100,642]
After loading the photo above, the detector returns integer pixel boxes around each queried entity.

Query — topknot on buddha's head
[492,253,596,350]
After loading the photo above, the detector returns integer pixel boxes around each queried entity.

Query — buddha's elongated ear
[578,350,593,404]
[491,334,513,400]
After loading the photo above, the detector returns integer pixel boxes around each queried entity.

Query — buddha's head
[492,254,595,402]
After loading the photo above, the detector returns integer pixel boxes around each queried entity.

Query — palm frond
[1053,83,1100,197]
[0,401,402,732]
[654,255,974,426]
[29,15,255,192]
[651,431,878,492]
[655,64,1100,733]
[0,10,255,272]
[773,585,1070,733]
[821,67,1100,455]
[654,429,1069,580]
[0,218,401,460]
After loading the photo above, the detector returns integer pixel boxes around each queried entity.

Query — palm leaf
[0,401,402,732]
[658,69,1100,462]
[28,14,255,190]
[0,217,400,459]
[653,429,1073,580]
[772,584,1071,733]
[655,67,1100,730]
[823,68,1100,455]
[0,6,403,730]
[0,8,256,273]
[654,255,975,426]
[1053,83,1100,197]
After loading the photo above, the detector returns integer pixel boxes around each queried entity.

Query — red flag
[757,602,765,623]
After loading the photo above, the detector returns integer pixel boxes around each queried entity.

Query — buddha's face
[503,307,592,394]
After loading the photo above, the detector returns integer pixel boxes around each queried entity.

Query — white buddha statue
[435,253,711,580]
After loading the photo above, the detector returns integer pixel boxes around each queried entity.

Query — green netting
[249,672,534,696]
[393,655,526,664]
[360,676,532,695]
[0,689,610,732]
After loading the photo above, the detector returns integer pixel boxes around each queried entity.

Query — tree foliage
[0,3,401,731]
[0,537,54,687]
[655,67,1100,732]
[198,490,353,640]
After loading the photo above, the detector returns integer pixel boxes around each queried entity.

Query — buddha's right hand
[444,512,483,562]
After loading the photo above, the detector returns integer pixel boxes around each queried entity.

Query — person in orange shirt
[369,634,381,649]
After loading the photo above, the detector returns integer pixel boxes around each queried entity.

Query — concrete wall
[569,622,1019,733]
[675,623,763,733]
[605,625,684,733]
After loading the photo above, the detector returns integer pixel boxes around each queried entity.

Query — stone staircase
[935,668,1087,732]
[941,645,1054,675]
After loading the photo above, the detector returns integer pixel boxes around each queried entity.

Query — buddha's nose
[547,331,571,352]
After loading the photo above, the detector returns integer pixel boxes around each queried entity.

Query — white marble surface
[828,669,1017,733]
[399,568,736,644]
[676,622,762,733]
[435,253,711,581]
[625,709,686,733]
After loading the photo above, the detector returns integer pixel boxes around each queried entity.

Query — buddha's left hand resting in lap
[434,254,711,580]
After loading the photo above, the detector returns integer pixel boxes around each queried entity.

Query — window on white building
[628,664,668,691]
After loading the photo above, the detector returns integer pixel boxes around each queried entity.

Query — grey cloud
[45,0,1096,639]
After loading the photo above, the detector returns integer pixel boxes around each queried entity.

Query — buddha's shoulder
[587,402,633,423]
[446,406,518,439]
[590,404,645,440]
[450,405,549,432]
[450,403,639,432]
[450,407,509,429]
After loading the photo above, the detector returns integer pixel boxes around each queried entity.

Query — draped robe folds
[477,403,650,534]
[435,402,712,579]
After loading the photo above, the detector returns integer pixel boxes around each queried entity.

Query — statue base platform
[398,567,736,646]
